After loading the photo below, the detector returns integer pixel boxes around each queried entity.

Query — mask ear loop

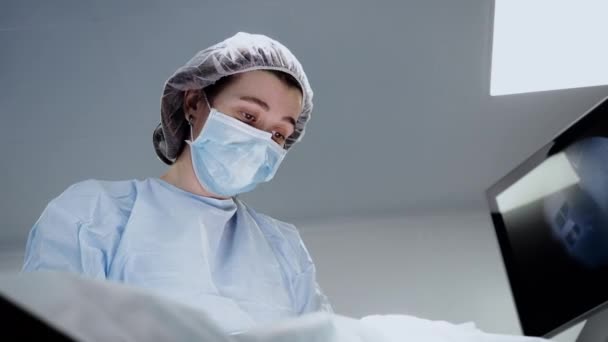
[186,90,211,142]
[187,115,195,142]
[202,91,212,112]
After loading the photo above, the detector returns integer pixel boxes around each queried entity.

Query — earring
[187,115,195,141]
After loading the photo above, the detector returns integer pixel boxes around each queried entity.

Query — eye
[271,131,287,146]
[241,112,257,122]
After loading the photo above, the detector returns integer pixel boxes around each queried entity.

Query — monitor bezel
[485,95,608,337]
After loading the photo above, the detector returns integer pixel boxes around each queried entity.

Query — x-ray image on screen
[493,134,608,336]
[487,96,608,338]
[542,136,608,269]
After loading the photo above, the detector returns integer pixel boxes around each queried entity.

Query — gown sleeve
[22,180,134,280]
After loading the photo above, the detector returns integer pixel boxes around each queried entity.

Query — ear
[183,89,204,119]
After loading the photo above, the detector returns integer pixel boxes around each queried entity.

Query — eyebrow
[240,96,269,111]
[240,95,297,130]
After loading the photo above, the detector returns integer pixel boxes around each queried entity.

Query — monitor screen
[486,96,608,337]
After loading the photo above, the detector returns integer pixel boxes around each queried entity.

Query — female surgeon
[22,32,332,333]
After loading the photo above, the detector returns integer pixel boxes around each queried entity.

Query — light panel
[491,0,608,96]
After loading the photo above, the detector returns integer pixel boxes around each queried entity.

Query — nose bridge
[257,107,282,132]
[255,116,275,135]
[253,112,291,150]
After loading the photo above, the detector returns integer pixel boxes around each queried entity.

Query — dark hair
[205,70,302,104]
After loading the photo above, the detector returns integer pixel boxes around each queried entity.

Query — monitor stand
[575,308,608,342]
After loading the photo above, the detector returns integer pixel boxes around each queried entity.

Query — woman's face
[185,70,303,148]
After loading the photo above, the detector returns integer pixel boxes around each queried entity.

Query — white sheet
[0,272,549,342]
[235,312,549,342]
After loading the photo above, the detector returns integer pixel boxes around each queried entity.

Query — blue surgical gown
[22,178,332,333]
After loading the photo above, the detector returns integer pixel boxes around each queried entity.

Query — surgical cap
[153,32,313,165]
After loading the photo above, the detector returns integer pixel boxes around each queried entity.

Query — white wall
[298,210,584,341]
[0,249,23,273]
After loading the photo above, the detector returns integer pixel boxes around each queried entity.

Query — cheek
[192,119,207,139]
[192,107,211,138]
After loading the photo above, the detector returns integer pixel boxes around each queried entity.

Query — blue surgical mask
[187,109,287,197]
